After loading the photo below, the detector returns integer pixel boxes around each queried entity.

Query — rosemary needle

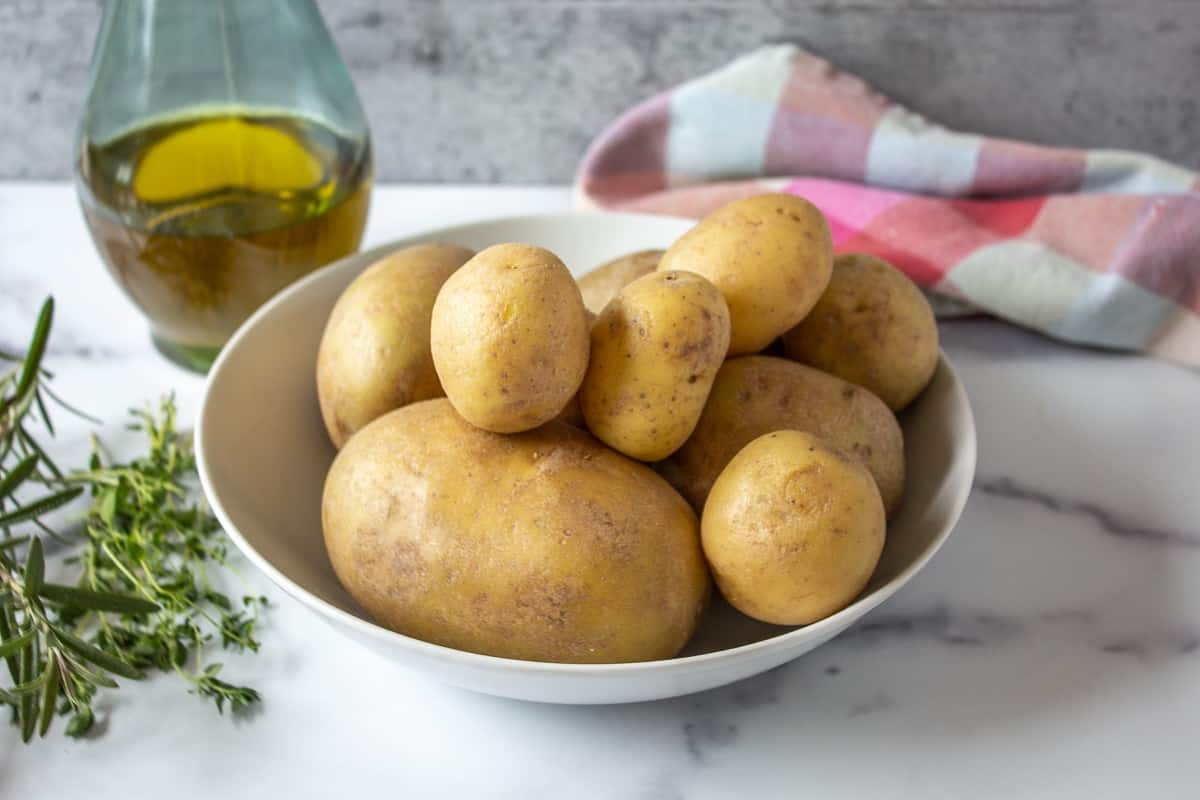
[1,297,266,742]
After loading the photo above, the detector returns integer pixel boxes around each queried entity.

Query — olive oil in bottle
[77,108,371,370]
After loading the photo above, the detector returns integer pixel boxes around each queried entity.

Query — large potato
[316,243,474,449]
[430,243,590,433]
[782,253,938,411]
[581,271,730,461]
[703,430,886,625]
[322,399,710,663]
[577,249,663,314]
[657,356,905,514]
[658,193,833,355]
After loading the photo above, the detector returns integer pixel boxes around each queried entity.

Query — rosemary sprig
[0,297,266,742]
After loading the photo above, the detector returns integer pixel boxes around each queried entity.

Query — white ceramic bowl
[196,212,976,704]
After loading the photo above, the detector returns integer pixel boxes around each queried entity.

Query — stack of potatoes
[317,194,939,664]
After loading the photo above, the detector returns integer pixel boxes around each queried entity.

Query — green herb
[0,297,266,742]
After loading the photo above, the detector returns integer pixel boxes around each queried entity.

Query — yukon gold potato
[322,399,710,663]
[657,356,905,514]
[658,193,833,355]
[782,253,938,411]
[430,243,590,433]
[703,430,886,625]
[581,271,730,461]
[316,243,474,449]
[577,249,663,314]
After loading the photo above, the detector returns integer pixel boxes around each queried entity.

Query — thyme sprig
[1,298,266,742]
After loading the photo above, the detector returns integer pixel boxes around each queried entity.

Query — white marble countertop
[1,183,1197,799]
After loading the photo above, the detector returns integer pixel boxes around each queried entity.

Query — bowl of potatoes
[196,196,976,704]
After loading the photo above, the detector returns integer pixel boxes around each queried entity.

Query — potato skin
[321,399,710,663]
[702,431,885,625]
[577,249,663,315]
[581,271,731,461]
[782,253,938,411]
[430,243,590,433]
[658,193,833,355]
[316,243,475,449]
[657,356,905,515]
[551,309,596,429]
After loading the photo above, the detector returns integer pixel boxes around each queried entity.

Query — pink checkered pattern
[575,46,1200,367]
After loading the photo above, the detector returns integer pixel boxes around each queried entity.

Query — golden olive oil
[78,108,371,370]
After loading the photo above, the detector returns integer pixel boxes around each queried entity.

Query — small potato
[703,430,886,625]
[581,271,731,461]
[316,243,474,449]
[658,193,833,355]
[657,356,905,514]
[431,243,590,433]
[577,249,663,314]
[322,399,710,663]
[782,253,938,411]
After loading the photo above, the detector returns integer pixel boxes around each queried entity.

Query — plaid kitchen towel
[575,45,1200,367]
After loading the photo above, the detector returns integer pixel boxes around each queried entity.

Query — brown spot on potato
[676,334,714,361]
[388,540,425,581]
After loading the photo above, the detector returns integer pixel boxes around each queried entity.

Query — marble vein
[975,474,1200,549]
[847,692,896,718]
[682,718,739,763]
[1098,633,1200,661]
[843,607,1024,648]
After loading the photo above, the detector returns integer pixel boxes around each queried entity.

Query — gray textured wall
[2,0,1198,183]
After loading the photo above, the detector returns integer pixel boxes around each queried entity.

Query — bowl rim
[196,211,977,677]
